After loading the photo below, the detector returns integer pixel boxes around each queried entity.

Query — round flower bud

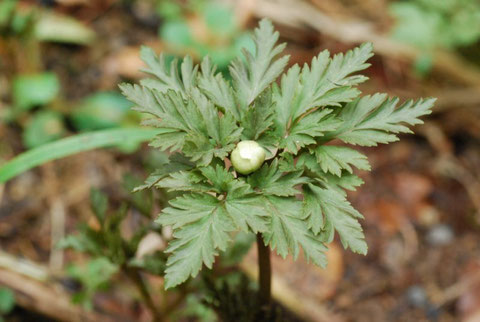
[231,140,266,175]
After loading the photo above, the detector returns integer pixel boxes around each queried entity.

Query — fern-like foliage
[121,19,435,289]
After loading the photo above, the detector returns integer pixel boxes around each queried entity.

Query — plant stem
[125,267,162,321]
[256,233,271,308]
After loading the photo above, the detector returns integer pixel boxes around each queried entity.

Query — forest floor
[1,1,480,321]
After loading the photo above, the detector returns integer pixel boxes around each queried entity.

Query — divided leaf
[198,56,241,120]
[325,94,435,146]
[224,196,270,234]
[303,183,367,255]
[121,85,242,166]
[314,145,370,176]
[240,89,275,141]
[140,46,197,95]
[280,109,342,154]
[247,160,309,197]
[273,43,373,141]
[229,19,289,108]
[262,196,328,267]
[292,43,373,119]
[157,194,236,289]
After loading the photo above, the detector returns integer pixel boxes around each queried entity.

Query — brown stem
[125,267,162,322]
[256,233,271,308]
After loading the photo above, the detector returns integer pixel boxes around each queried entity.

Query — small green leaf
[57,228,102,256]
[160,20,194,48]
[34,11,95,45]
[23,111,66,148]
[0,288,15,315]
[122,86,241,166]
[67,258,118,310]
[13,73,60,111]
[90,188,108,224]
[0,0,17,28]
[224,196,269,233]
[134,153,194,192]
[128,251,165,275]
[202,3,236,36]
[71,92,135,131]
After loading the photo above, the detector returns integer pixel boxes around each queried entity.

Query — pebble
[426,224,454,246]
[406,285,428,308]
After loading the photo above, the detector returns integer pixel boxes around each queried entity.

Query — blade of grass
[0,128,158,183]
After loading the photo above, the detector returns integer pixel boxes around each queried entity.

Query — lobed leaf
[139,46,197,95]
[314,145,370,176]
[303,183,367,254]
[157,193,236,289]
[229,19,289,108]
[198,56,241,120]
[280,109,342,154]
[247,160,309,197]
[262,196,328,267]
[324,94,436,146]
[273,43,373,141]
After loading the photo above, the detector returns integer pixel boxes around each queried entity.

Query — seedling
[121,17,435,311]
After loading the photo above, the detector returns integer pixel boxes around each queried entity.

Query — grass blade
[0,128,158,183]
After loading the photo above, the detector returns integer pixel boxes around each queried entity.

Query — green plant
[390,0,480,74]
[0,287,15,321]
[0,0,95,44]
[0,1,118,150]
[66,258,119,310]
[120,17,435,312]
[5,72,141,149]
[0,17,435,319]
[157,0,254,72]
[391,0,480,50]
[59,185,167,318]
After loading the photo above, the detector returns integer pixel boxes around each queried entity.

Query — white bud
[230,140,266,175]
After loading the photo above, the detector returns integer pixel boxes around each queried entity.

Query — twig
[419,123,480,221]
[0,266,114,322]
[0,250,48,281]
[0,184,4,205]
[49,199,66,271]
[432,270,480,307]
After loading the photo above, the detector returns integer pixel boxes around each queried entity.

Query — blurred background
[1,0,480,321]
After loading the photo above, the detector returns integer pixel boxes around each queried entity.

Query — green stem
[256,233,271,308]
